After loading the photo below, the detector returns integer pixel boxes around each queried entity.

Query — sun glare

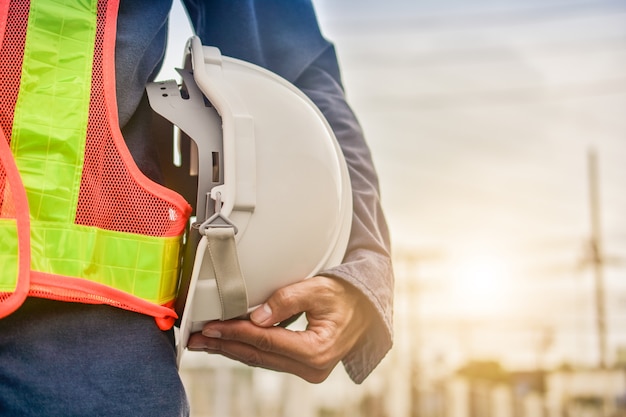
[448,251,516,318]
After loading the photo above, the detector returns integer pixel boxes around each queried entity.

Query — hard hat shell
[147,37,352,358]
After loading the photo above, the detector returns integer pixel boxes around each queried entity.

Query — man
[0,1,393,415]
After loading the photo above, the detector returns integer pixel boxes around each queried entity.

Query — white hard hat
[147,36,352,361]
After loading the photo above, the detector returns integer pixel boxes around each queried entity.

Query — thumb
[249,302,275,327]
[250,279,314,327]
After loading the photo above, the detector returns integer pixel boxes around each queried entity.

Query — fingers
[187,331,334,384]
[186,276,373,383]
[195,315,334,366]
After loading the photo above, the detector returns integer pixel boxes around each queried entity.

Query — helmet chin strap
[198,191,248,321]
[174,225,249,368]
[202,226,248,320]
[175,192,249,368]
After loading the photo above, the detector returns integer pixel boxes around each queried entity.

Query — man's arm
[183,0,394,383]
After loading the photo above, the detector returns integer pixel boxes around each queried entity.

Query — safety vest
[0,0,192,330]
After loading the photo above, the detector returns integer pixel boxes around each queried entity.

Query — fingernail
[187,340,205,350]
[187,339,218,351]
[202,329,221,338]
[251,303,272,325]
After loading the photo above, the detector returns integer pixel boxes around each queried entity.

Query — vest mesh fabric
[0,155,17,305]
[0,1,27,144]
[75,0,187,238]
[0,1,28,308]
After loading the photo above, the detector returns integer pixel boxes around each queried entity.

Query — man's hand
[187,276,372,383]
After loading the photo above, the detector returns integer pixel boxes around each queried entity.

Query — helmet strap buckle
[197,191,238,235]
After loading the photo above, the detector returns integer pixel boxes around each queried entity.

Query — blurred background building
[160,0,626,415]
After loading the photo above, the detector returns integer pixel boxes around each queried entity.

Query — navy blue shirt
[0,1,393,415]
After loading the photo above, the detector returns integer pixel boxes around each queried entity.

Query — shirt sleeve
[182,0,394,384]
[296,45,394,384]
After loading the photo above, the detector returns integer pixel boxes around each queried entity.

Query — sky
[310,0,626,370]
[162,0,626,371]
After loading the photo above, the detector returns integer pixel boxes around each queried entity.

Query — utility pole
[395,249,444,417]
[398,251,423,417]
[587,148,607,369]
